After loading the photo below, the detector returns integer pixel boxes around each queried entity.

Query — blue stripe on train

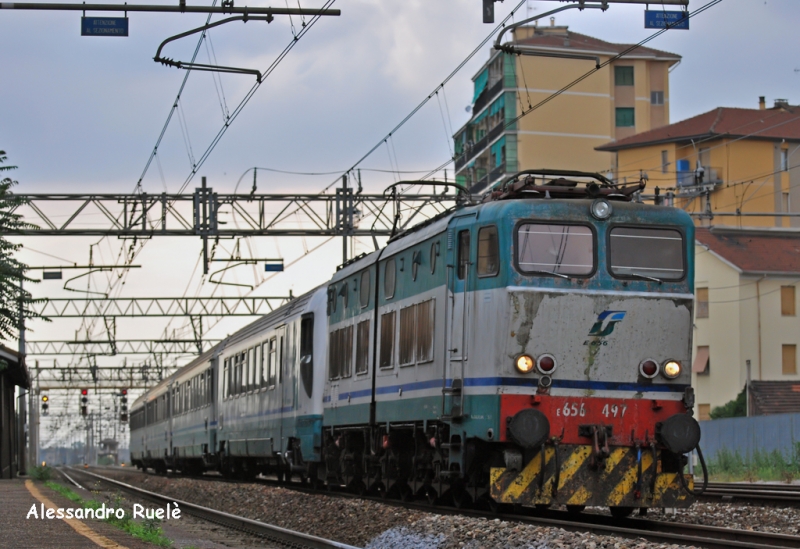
[334,377,688,400]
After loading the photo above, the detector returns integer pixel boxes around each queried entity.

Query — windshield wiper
[628,272,663,284]
[526,269,571,280]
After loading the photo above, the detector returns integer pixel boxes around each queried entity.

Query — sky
[1,0,798,443]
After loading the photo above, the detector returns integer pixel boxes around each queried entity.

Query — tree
[0,151,46,343]
[710,386,747,419]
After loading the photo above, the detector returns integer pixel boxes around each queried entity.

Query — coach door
[445,216,474,419]
[276,326,290,450]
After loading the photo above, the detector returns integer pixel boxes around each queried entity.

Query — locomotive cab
[456,171,701,514]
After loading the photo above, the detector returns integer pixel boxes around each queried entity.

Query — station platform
[0,478,146,548]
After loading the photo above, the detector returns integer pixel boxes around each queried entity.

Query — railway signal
[120,388,128,422]
[41,395,49,416]
[80,388,88,416]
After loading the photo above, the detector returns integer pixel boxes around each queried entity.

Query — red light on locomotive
[639,359,659,378]
[536,354,557,374]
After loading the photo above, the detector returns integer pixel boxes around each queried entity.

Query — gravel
[95,469,800,548]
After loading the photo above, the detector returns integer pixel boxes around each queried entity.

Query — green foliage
[44,481,172,547]
[29,465,53,481]
[709,386,747,419]
[0,151,48,342]
[707,443,800,482]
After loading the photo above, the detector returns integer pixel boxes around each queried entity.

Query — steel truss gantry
[33,364,176,390]
[11,178,462,271]
[31,295,292,318]
[26,339,222,356]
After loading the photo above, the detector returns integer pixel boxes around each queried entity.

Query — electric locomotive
[130,169,703,517]
[321,170,701,516]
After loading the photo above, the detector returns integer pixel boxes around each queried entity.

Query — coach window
[355,319,370,374]
[384,258,396,299]
[477,226,499,277]
[359,271,370,308]
[379,311,396,368]
[609,227,684,281]
[399,305,415,366]
[430,241,439,274]
[267,337,277,387]
[517,223,594,276]
[249,347,257,391]
[340,282,349,309]
[457,230,470,279]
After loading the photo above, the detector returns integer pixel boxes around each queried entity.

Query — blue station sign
[644,10,689,30]
[81,17,129,37]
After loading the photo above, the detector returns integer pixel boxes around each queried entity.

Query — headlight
[536,354,557,374]
[662,360,681,379]
[639,359,659,379]
[590,198,612,220]
[515,355,535,374]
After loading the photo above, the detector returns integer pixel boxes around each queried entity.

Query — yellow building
[596,98,800,228]
[692,227,800,419]
[454,21,680,193]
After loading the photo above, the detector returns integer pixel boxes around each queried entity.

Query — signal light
[639,359,659,379]
[120,388,128,396]
[80,389,88,416]
[41,395,49,416]
[536,354,557,375]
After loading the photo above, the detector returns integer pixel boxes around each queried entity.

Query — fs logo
[588,311,627,337]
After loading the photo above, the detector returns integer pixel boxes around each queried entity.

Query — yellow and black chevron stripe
[490,445,694,508]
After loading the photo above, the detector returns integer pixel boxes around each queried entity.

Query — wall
[515,54,614,173]
[700,413,800,462]
[692,244,746,417]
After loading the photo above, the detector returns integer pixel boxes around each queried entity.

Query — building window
[614,66,634,86]
[379,311,395,368]
[693,346,710,375]
[698,404,711,421]
[696,287,709,318]
[651,91,664,106]
[477,226,499,277]
[661,150,669,174]
[783,192,791,213]
[615,108,635,128]
[783,344,797,375]
[782,286,796,316]
[781,149,789,172]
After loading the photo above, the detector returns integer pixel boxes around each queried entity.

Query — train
[130,169,705,517]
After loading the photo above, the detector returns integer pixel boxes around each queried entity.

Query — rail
[64,467,360,549]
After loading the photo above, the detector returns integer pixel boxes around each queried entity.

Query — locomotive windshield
[517,223,594,276]
[609,227,684,281]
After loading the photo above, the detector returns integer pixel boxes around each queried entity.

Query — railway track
[77,466,800,549]
[701,481,800,505]
[59,467,359,549]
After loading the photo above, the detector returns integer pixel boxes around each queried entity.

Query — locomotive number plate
[554,399,628,418]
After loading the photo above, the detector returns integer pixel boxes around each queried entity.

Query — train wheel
[419,486,438,505]
[349,479,367,497]
[398,483,413,502]
[566,505,586,515]
[609,506,635,519]
[450,484,473,509]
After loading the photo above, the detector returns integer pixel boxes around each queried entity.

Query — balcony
[473,79,504,117]
[469,162,506,194]
[454,123,505,172]
[676,166,723,195]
